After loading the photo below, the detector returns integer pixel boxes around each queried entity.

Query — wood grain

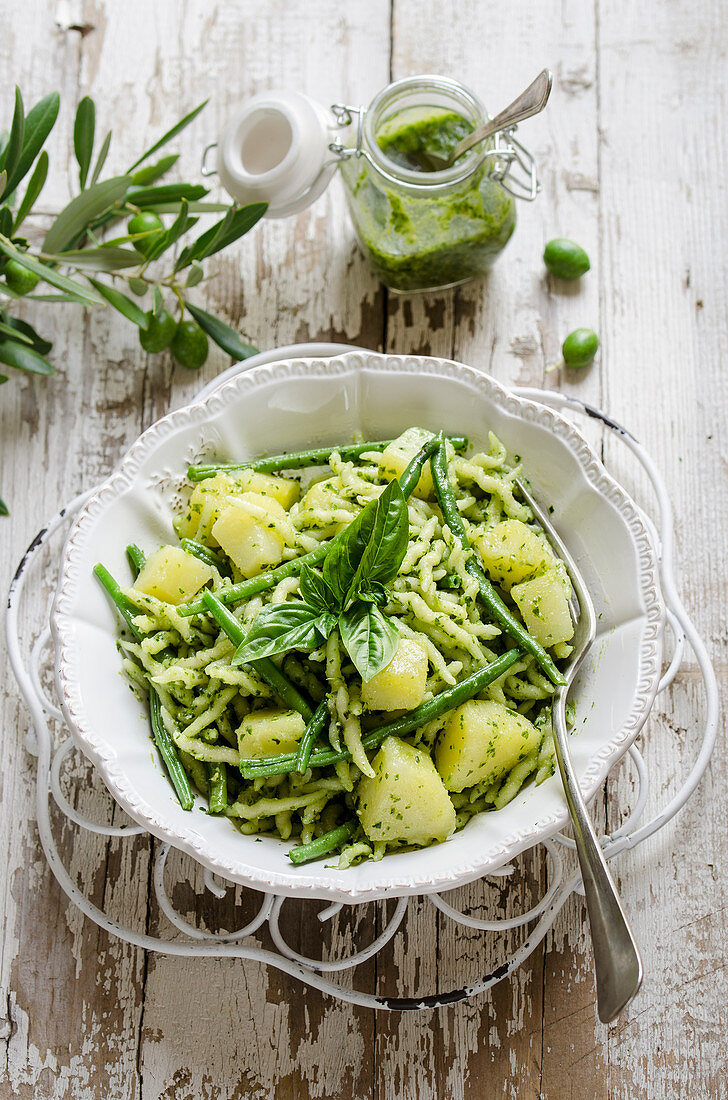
[0,0,725,1097]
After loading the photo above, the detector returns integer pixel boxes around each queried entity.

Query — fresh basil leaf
[0,315,52,354]
[74,96,95,189]
[130,154,178,187]
[323,479,408,606]
[182,300,258,360]
[0,89,24,196]
[0,337,55,375]
[356,580,388,606]
[90,129,112,185]
[339,601,399,682]
[43,175,131,254]
[175,202,267,270]
[231,602,331,664]
[0,235,103,304]
[87,278,148,327]
[299,565,337,611]
[354,478,409,589]
[127,100,208,172]
[13,149,48,230]
[5,91,58,196]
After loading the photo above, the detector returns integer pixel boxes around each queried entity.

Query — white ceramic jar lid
[216,90,338,218]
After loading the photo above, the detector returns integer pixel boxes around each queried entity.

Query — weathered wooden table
[1,1,725,1096]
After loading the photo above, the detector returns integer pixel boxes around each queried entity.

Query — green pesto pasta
[104,428,574,867]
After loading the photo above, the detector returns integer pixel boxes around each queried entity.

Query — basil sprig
[232,480,409,681]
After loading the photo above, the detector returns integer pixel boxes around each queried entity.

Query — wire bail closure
[325,104,540,200]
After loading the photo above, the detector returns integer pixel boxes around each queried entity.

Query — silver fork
[515,478,643,1023]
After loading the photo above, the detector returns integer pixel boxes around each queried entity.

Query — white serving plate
[52,351,664,902]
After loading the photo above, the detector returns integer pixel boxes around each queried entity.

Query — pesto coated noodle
[97,428,576,867]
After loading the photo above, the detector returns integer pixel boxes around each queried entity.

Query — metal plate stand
[7,346,718,1011]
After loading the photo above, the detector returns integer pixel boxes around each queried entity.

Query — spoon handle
[551,692,643,1023]
[449,68,553,163]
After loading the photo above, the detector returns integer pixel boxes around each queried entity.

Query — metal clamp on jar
[203,73,550,294]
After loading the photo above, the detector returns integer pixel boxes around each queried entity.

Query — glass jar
[338,76,518,293]
[212,76,541,294]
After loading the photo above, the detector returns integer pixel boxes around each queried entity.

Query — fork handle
[552,696,643,1023]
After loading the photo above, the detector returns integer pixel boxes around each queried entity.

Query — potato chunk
[381,426,435,499]
[360,638,428,710]
[211,493,287,577]
[237,709,306,760]
[133,546,213,605]
[474,519,552,590]
[174,471,299,545]
[510,568,574,648]
[357,736,456,845]
[435,700,542,793]
[298,477,356,534]
[232,469,300,509]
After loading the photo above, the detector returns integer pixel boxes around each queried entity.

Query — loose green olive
[171,320,209,370]
[543,238,591,280]
[562,328,599,369]
[3,258,40,295]
[139,309,178,353]
[127,211,164,256]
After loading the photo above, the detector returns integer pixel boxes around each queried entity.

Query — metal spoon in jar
[429,68,553,169]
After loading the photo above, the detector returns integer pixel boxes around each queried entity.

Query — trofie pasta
[96,428,575,867]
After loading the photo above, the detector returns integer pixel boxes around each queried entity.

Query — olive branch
[0,88,267,513]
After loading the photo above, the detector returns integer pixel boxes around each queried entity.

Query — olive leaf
[0,336,55,375]
[0,235,103,304]
[339,600,400,682]
[90,129,112,186]
[0,88,24,198]
[13,149,48,230]
[127,99,208,172]
[4,91,58,197]
[41,246,141,271]
[127,182,208,207]
[87,278,148,327]
[143,199,195,262]
[175,203,267,270]
[183,300,258,360]
[130,154,179,186]
[73,96,95,189]
[0,314,51,354]
[43,175,131,253]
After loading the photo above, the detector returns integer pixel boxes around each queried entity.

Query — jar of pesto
[213,76,541,294]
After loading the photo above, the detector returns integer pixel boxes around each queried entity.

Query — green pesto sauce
[342,106,516,293]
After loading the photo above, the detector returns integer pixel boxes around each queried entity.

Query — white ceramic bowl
[52,351,664,902]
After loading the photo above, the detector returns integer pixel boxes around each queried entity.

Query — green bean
[187,434,468,481]
[206,761,228,814]
[180,537,232,578]
[179,433,449,618]
[126,543,146,579]
[94,563,194,810]
[178,542,332,617]
[202,591,315,721]
[240,648,521,778]
[149,691,195,810]
[429,440,567,687]
[288,819,358,865]
[295,698,329,775]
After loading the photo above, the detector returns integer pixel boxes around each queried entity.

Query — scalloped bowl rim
[52,351,664,902]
